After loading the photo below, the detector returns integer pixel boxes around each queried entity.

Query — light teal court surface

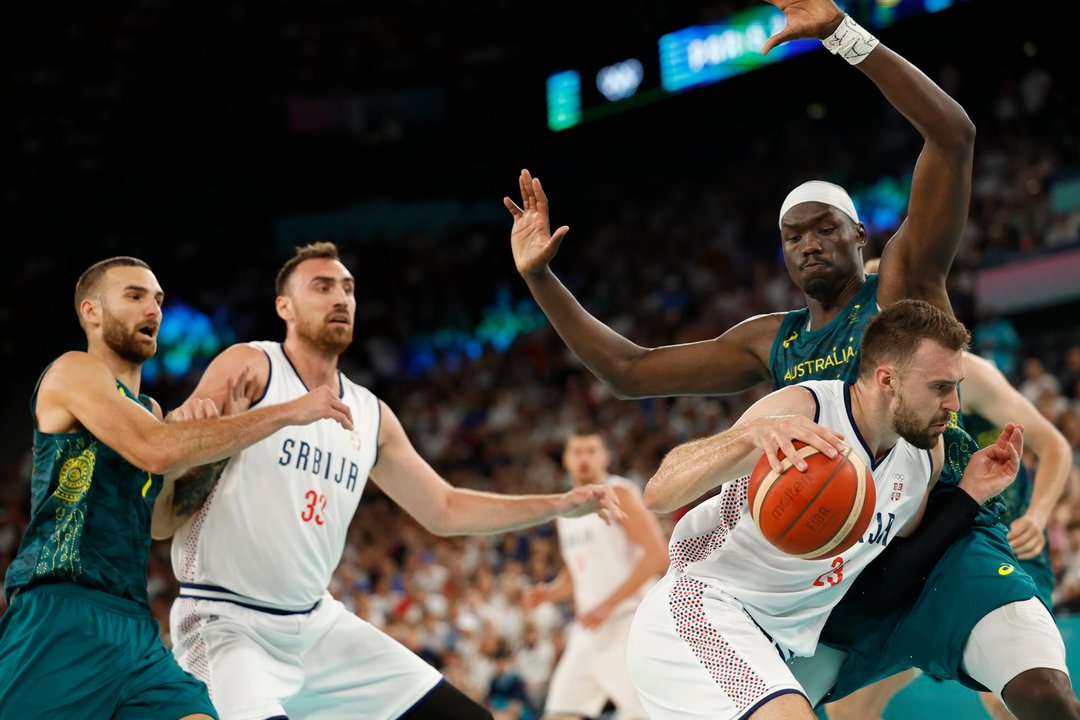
[880,614,1080,720]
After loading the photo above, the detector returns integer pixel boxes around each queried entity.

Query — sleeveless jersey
[667,380,933,657]
[5,367,162,606]
[769,274,879,388]
[172,341,380,610]
[555,475,647,618]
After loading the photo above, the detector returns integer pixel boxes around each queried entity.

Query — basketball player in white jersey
[626,300,1031,720]
[160,242,626,720]
[522,429,667,720]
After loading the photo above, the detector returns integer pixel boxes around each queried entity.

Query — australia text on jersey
[277,437,362,492]
[782,344,857,382]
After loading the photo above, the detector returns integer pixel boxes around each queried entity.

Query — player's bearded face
[101,303,157,362]
[891,392,948,450]
[297,304,354,354]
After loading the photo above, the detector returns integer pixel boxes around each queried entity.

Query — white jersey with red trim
[666,379,933,657]
[171,340,380,610]
[555,475,647,617]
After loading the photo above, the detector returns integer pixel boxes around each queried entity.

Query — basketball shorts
[627,573,824,720]
[545,608,647,719]
[820,522,1040,700]
[0,583,217,719]
[170,592,442,720]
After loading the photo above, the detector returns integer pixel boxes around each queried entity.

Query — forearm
[644,423,758,513]
[524,269,647,397]
[437,488,565,536]
[151,460,228,540]
[545,569,574,603]
[150,403,292,474]
[1025,439,1073,527]
[856,44,974,147]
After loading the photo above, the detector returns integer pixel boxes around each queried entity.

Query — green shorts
[820,522,1039,701]
[0,583,217,719]
[1021,535,1054,610]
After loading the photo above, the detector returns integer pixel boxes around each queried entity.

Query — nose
[943,386,960,413]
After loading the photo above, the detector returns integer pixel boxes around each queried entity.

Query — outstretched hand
[760,0,845,55]
[166,397,219,423]
[959,422,1024,505]
[504,169,570,278]
[749,415,847,473]
[222,366,258,416]
[557,484,628,525]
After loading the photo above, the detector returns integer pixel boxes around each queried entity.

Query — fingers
[331,399,355,431]
[503,196,523,218]
[777,437,805,472]
[520,169,537,211]
[193,398,219,420]
[551,225,570,245]
[761,29,793,55]
[532,177,551,210]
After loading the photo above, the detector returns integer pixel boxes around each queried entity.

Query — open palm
[503,168,570,277]
[761,0,845,54]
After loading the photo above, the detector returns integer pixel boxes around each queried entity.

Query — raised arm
[763,0,975,313]
[369,401,627,535]
[505,169,780,398]
[643,385,846,513]
[962,352,1072,559]
[37,351,352,476]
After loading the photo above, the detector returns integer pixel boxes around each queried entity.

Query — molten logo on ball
[747,442,874,560]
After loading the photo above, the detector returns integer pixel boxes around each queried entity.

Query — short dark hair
[859,300,971,379]
[275,242,341,296]
[567,426,606,445]
[74,256,152,323]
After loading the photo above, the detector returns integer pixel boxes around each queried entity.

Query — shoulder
[148,397,164,420]
[719,312,790,353]
[42,351,111,389]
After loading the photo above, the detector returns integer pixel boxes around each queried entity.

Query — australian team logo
[54,445,97,503]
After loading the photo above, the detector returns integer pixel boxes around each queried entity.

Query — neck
[805,274,864,330]
[848,382,898,462]
[570,473,603,488]
[283,335,341,394]
[88,343,142,396]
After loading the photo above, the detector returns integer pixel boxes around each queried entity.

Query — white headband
[778,181,859,228]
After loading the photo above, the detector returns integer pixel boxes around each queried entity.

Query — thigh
[592,612,649,720]
[961,597,1068,698]
[116,638,219,720]
[544,624,607,719]
[286,599,442,720]
[0,589,125,718]
[627,575,807,720]
[171,597,303,720]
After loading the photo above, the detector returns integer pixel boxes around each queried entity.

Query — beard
[102,309,156,363]
[892,396,946,450]
[298,315,353,356]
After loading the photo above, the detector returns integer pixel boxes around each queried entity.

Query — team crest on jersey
[350,432,363,452]
[783,331,799,349]
[847,304,862,324]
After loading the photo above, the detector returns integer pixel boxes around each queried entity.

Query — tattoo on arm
[173,460,229,517]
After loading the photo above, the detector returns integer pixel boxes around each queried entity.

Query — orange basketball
[747,441,874,560]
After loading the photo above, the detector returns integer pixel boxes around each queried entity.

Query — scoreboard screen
[547,0,974,131]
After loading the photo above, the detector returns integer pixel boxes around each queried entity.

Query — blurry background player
[626,300,1026,720]
[523,429,667,720]
[0,256,353,718]
[164,242,626,720]
[825,264,1072,720]
[505,0,1079,715]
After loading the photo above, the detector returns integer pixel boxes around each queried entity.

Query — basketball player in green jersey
[504,0,1078,715]
[0,257,354,718]
[825,346,1072,720]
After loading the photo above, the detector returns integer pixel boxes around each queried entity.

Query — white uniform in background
[546,475,652,720]
[627,380,932,720]
[170,341,441,720]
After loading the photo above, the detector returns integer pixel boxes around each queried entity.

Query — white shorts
[170,594,442,720]
[627,574,809,720]
[961,597,1070,697]
[545,609,647,720]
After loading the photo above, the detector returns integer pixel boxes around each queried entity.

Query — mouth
[326,314,352,328]
[137,324,158,340]
[802,260,828,270]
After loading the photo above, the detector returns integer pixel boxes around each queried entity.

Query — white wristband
[822,15,878,65]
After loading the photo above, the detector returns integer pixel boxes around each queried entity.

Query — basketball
[747,441,874,560]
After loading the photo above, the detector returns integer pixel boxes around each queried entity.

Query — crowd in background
[3,3,1080,717]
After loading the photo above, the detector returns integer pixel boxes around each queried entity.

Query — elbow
[938,112,976,155]
[422,489,458,537]
[643,481,666,513]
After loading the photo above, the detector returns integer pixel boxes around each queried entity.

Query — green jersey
[4,367,163,607]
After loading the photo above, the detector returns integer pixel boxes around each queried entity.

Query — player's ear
[874,364,898,395]
[275,295,292,322]
[80,297,101,329]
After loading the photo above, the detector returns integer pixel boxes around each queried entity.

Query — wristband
[822,15,879,65]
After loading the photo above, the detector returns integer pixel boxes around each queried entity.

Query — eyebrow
[780,210,835,231]
[309,275,355,284]
[124,284,165,300]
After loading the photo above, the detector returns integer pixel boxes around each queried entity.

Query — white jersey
[666,379,933,657]
[172,341,381,610]
[555,475,647,618]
